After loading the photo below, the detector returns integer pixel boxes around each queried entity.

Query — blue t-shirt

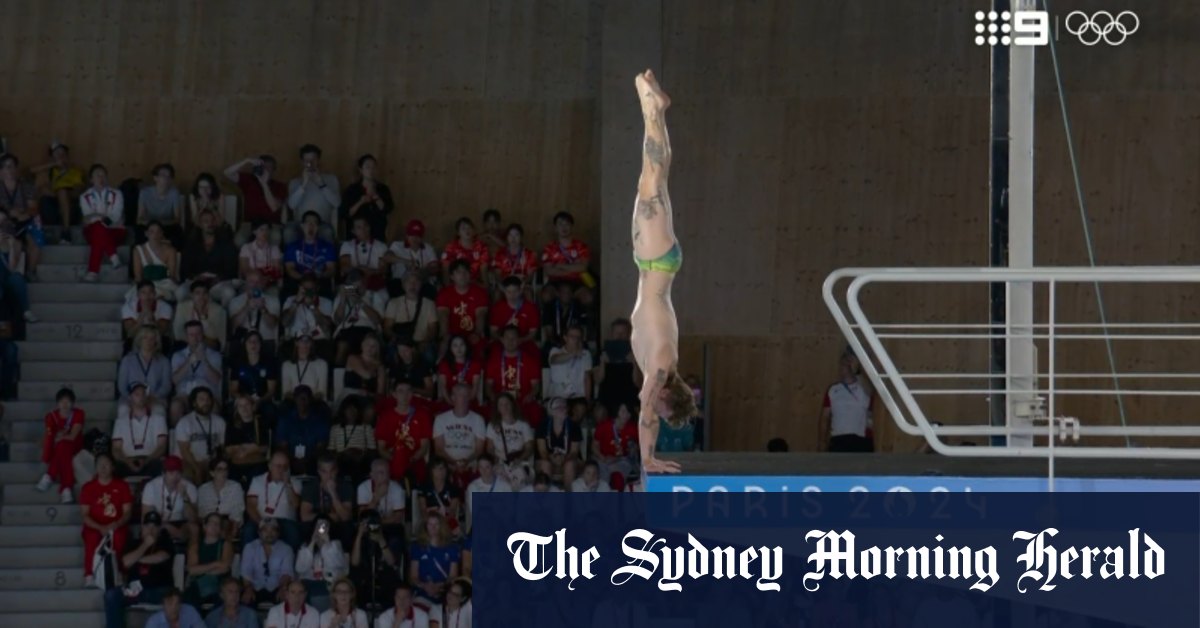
[146,603,205,628]
[410,541,461,584]
[273,408,331,451]
[284,238,337,275]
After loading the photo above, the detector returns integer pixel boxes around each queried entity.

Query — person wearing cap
[175,386,228,483]
[283,211,338,298]
[240,515,297,606]
[224,153,286,247]
[142,455,200,541]
[440,217,489,283]
[340,153,394,242]
[239,220,284,291]
[103,510,176,628]
[490,223,539,297]
[384,270,439,358]
[385,218,440,297]
[32,142,84,235]
[282,273,334,342]
[285,143,340,245]
[37,387,85,503]
[819,348,875,453]
[245,451,305,549]
[111,380,169,478]
[282,333,330,402]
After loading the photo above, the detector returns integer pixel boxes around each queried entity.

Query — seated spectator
[176,387,227,484]
[0,153,43,279]
[103,512,176,627]
[357,459,406,542]
[111,381,169,477]
[377,584,430,628]
[224,154,286,246]
[188,173,232,238]
[329,398,377,481]
[342,332,386,399]
[295,515,348,612]
[434,383,487,488]
[592,401,638,488]
[488,275,540,347]
[485,325,543,427]
[206,577,260,628]
[172,322,224,399]
[375,381,432,484]
[33,142,83,234]
[239,221,284,292]
[571,459,612,493]
[275,385,331,476]
[408,513,460,607]
[137,163,185,246]
[486,393,535,490]
[339,216,389,299]
[123,280,174,342]
[440,217,489,283]
[416,459,461,534]
[79,163,125,282]
[37,387,84,503]
[386,219,439,297]
[267,579,320,628]
[383,271,438,355]
[285,144,339,245]
[349,513,404,611]
[198,457,246,530]
[281,334,330,402]
[178,210,239,306]
[519,471,561,493]
[0,219,36,322]
[283,211,337,297]
[245,451,304,548]
[594,318,639,412]
[439,579,472,628]
[491,223,539,297]
[228,269,281,348]
[131,220,181,302]
[480,208,505,254]
[546,324,593,403]
[228,331,279,423]
[185,512,234,607]
[145,587,205,628]
[436,260,489,351]
[536,398,581,489]
[174,281,229,351]
[435,335,482,411]
[80,452,134,587]
[142,455,199,541]
[300,454,355,548]
[282,274,334,343]
[223,395,270,486]
[820,348,875,453]
[464,454,511,534]
[541,281,592,351]
[333,270,386,366]
[240,516,296,606]
[387,337,436,401]
[541,211,591,285]
[321,577,370,628]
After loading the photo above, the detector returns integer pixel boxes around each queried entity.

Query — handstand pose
[630,70,697,475]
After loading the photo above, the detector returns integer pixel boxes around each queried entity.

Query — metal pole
[989,0,1012,446]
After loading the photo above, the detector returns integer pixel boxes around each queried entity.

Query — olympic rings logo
[1064,10,1139,46]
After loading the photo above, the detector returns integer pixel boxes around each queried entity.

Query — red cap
[406,219,425,237]
[163,455,183,472]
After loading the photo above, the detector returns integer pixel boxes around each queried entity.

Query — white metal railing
[823,267,1200,473]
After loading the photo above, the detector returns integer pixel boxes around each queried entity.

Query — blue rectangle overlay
[471,493,1199,627]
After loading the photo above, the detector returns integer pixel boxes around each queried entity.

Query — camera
[252,164,264,177]
[317,521,329,535]
[252,289,263,299]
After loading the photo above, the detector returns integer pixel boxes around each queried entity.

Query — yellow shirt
[49,166,83,191]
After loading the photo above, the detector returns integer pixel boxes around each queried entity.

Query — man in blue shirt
[145,587,205,628]
[283,211,336,298]
[274,385,331,476]
[240,516,296,606]
[205,577,260,628]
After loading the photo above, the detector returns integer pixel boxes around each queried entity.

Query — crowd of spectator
[16,141,704,627]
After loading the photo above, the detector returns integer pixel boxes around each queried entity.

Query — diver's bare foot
[643,456,681,474]
[635,69,671,119]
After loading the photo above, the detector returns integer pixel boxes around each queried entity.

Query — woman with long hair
[223,394,269,486]
[296,515,348,612]
[229,331,279,421]
[282,334,330,402]
[319,576,369,627]
[416,458,462,537]
[407,511,460,606]
[131,220,180,301]
[343,332,386,401]
[440,578,473,628]
[435,335,481,412]
[486,393,534,490]
[185,512,234,606]
[329,397,375,481]
[188,173,229,236]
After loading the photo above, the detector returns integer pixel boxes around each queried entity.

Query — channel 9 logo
[974,9,1139,47]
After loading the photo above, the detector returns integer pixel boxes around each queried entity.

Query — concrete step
[30,303,124,323]
[4,400,117,422]
[29,282,131,303]
[4,483,91,506]
[4,441,40,462]
[20,380,114,402]
[27,321,122,342]
[3,503,83,526]
[0,589,103,612]
[17,341,124,362]
[0,612,108,628]
[0,462,51,483]
[23,361,118,382]
[8,416,112,442]
[37,264,128,284]
[1,546,84,569]
[40,246,129,266]
[0,525,83,547]
[0,567,86,591]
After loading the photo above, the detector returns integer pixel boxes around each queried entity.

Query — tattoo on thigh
[637,194,661,220]
[644,137,666,166]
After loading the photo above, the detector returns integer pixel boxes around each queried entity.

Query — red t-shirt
[80,477,133,525]
[594,418,638,458]
[437,358,483,390]
[541,238,591,281]
[488,299,540,338]
[486,348,542,398]
[237,172,287,224]
[44,408,85,444]
[436,285,490,337]
[441,239,490,280]
[491,247,539,282]
[375,405,433,479]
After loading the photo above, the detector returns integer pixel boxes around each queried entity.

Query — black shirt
[127,530,175,588]
[541,298,593,346]
[181,232,238,282]
[417,482,461,514]
[536,418,583,456]
[225,415,268,448]
[301,478,355,519]
[388,356,433,390]
[230,354,279,399]
[339,181,394,241]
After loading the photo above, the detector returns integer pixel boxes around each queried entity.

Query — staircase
[0,234,127,628]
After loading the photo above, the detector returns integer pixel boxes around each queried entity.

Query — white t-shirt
[824,378,873,437]
[546,348,593,399]
[239,241,283,272]
[433,410,487,462]
[120,297,173,324]
[355,479,407,516]
[570,477,612,493]
[282,295,334,340]
[140,476,198,522]
[228,292,282,341]
[111,412,168,458]
[319,608,370,628]
[487,420,534,462]
[266,603,320,628]
[281,358,329,399]
[248,473,305,521]
[174,413,226,462]
[198,480,246,524]
[439,602,471,628]
[387,241,438,278]
[339,239,387,273]
[374,605,430,628]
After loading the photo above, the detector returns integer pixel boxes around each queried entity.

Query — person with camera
[295,515,348,612]
[340,154,394,243]
[283,273,335,346]
[350,510,404,612]
[230,269,282,351]
[374,583,430,628]
[284,144,339,246]
[141,455,200,542]
[172,322,224,402]
[104,510,176,628]
[357,459,407,544]
[333,270,386,367]
[383,271,438,360]
[224,154,286,247]
[79,163,125,282]
[245,451,304,548]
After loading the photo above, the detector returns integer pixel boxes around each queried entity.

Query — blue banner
[646,475,1200,493]
[472,493,1199,627]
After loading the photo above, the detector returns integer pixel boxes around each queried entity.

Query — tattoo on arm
[640,369,668,428]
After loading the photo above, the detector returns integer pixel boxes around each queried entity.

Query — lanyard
[268,480,288,514]
[1,180,23,209]
[345,425,359,449]
[297,360,312,385]
[131,413,152,450]
[163,483,178,517]
[506,300,524,326]
[455,359,470,384]
[194,414,213,450]
[135,353,154,382]
[555,301,574,336]
[353,239,373,268]
[60,409,74,432]
[557,240,575,262]
[487,477,498,493]
[547,420,569,453]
